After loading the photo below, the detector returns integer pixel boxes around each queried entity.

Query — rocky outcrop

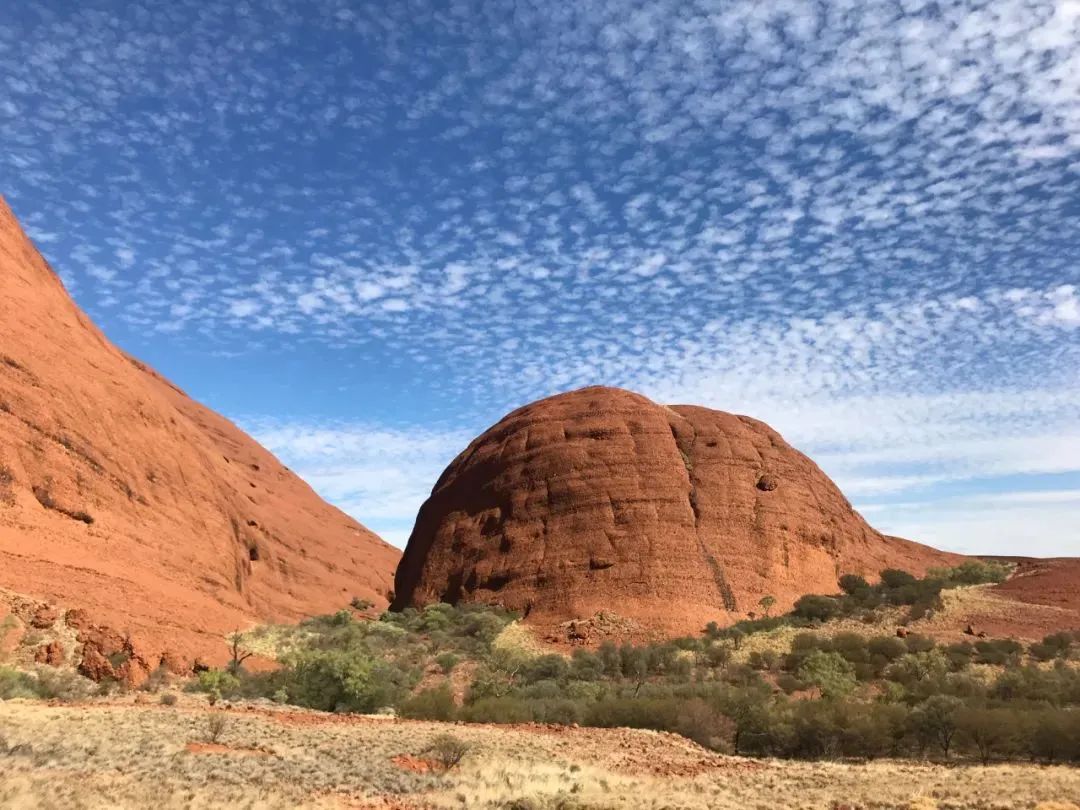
[0,195,400,669]
[393,387,963,636]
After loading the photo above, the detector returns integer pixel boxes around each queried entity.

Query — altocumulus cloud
[1,0,1078,553]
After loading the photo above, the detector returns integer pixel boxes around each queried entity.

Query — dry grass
[491,620,548,658]
[0,699,1077,809]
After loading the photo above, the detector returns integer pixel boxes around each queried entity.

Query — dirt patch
[391,754,437,774]
[993,558,1080,616]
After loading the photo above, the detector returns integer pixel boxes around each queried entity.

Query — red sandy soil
[973,557,1080,638]
[992,557,1080,617]
[0,195,400,679]
[394,386,964,637]
[391,754,437,773]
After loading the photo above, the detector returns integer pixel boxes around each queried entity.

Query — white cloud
[867,491,1080,557]
[228,300,260,318]
[245,419,472,547]
[3,0,1078,556]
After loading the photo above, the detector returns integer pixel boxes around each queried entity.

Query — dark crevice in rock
[670,417,737,613]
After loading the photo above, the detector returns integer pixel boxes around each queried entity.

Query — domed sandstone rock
[393,386,962,636]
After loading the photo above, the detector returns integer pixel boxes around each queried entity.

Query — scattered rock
[30,604,59,629]
[33,640,64,666]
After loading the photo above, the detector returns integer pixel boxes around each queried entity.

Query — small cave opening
[756,474,779,492]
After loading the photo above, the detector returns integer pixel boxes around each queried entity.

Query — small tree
[957,707,1017,765]
[675,698,735,752]
[912,695,963,758]
[797,650,857,700]
[226,630,255,675]
[758,595,777,618]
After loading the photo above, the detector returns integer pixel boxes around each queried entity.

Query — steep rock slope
[393,386,963,636]
[0,196,399,675]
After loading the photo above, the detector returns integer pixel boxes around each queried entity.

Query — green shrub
[880,569,918,589]
[957,707,1022,764]
[1029,642,1059,662]
[33,668,93,701]
[944,641,975,670]
[399,684,456,721]
[434,652,460,673]
[974,638,1022,666]
[1031,632,1074,662]
[584,696,681,731]
[0,666,37,700]
[522,654,569,683]
[904,634,936,654]
[910,695,963,757]
[776,673,804,694]
[797,650,857,700]
[569,649,604,680]
[792,595,841,622]
[867,636,908,669]
[830,632,870,665]
[281,649,402,713]
[193,669,240,698]
[838,574,871,596]
[935,560,1011,586]
[748,650,780,671]
[674,698,735,751]
[461,696,535,724]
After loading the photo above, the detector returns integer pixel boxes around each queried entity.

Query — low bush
[974,638,1023,666]
[0,666,37,700]
[461,696,535,724]
[675,698,735,751]
[205,712,229,743]
[399,684,456,721]
[426,733,470,769]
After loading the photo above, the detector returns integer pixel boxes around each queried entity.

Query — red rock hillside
[393,386,964,637]
[0,195,400,679]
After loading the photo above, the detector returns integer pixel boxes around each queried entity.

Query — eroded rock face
[0,196,400,668]
[393,387,963,636]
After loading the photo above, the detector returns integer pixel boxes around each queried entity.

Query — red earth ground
[0,195,400,679]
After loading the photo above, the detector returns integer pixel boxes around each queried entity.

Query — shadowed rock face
[393,387,962,635]
[0,196,400,674]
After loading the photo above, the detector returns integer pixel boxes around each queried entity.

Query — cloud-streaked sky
[2,0,1078,554]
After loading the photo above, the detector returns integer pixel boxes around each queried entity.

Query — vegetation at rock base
[169,564,1079,764]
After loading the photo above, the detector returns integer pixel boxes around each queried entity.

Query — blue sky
[2,0,1078,555]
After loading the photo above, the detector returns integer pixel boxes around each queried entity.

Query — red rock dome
[392,386,962,636]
